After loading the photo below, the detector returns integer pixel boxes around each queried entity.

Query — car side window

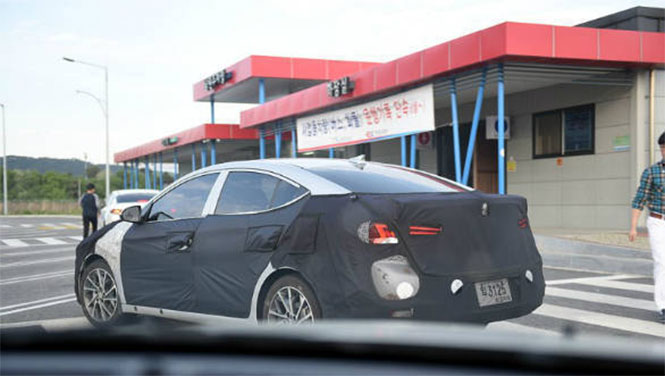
[215,171,306,214]
[148,173,219,221]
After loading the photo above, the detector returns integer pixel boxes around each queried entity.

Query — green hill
[0,155,122,176]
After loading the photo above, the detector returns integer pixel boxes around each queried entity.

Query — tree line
[0,167,173,201]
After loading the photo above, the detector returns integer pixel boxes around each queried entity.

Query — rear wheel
[80,260,125,328]
[262,275,321,324]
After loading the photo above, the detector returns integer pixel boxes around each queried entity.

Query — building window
[533,104,594,158]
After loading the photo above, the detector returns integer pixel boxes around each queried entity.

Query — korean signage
[327,76,354,97]
[296,84,435,152]
[204,69,232,91]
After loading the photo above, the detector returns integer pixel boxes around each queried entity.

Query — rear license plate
[475,278,512,307]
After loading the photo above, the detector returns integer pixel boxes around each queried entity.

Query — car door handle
[166,233,194,252]
[178,236,193,251]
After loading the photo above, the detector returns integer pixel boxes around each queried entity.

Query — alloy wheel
[267,286,314,324]
[82,268,118,322]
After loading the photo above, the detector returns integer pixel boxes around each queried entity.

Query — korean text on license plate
[475,278,512,307]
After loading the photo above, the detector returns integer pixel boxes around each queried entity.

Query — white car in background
[101,189,159,226]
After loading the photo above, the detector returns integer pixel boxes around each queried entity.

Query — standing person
[629,131,665,323]
[79,183,100,238]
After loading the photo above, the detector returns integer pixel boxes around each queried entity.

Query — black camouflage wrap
[78,191,544,324]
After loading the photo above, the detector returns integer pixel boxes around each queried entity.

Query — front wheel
[80,260,125,328]
[262,275,321,324]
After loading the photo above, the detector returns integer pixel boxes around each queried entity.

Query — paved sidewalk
[532,228,654,276]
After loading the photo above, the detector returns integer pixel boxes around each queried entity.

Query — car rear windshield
[308,164,466,194]
[117,193,156,203]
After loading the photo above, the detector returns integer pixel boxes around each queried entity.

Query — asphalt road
[1,216,663,342]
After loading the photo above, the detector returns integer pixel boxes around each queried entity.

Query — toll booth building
[115,7,665,230]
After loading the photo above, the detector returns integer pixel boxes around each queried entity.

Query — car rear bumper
[328,261,544,324]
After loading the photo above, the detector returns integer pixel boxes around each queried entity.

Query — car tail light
[409,225,442,236]
[110,208,122,215]
[358,221,399,244]
[518,217,528,229]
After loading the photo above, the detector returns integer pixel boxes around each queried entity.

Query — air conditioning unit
[486,116,511,140]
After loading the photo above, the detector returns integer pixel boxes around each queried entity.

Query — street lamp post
[63,57,110,199]
[1,103,6,215]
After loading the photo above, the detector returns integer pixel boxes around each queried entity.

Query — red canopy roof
[239,22,665,129]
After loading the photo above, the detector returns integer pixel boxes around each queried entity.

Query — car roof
[112,189,160,195]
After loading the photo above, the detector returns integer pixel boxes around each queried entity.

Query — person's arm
[629,168,652,241]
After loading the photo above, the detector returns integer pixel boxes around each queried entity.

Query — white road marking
[0,256,74,268]
[546,287,655,311]
[20,224,34,228]
[0,297,77,317]
[0,317,90,330]
[534,304,665,338]
[62,222,81,227]
[35,237,67,245]
[575,279,654,294]
[547,274,636,286]
[68,236,83,241]
[0,270,73,285]
[0,294,76,311]
[1,247,72,257]
[1,239,30,247]
[0,224,11,228]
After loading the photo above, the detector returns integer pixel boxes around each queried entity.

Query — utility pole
[63,57,110,199]
[1,103,6,215]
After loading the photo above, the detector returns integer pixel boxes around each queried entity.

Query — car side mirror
[121,205,143,223]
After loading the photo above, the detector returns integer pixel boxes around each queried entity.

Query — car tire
[79,259,128,329]
[262,275,321,324]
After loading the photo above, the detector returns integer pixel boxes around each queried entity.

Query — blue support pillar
[259,78,266,159]
[291,129,297,158]
[191,144,196,171]
[159,152,163,190]
[152,154,157,190]
[123,163,127,189]
[210,140,216,165]
[144,156,150,189]
[400,136,407,166]
[128,161,133,189]
[462,68,487,186]
[259,128,266,159]
[201,142,207,168]
[134,160,139,188]
[173,148,179,180]
[275,128,282,159]
[450,78,462,183]
[210,94,215,124]
[410,134,417,169]
[497,64,506,195]
[329,148,334,158]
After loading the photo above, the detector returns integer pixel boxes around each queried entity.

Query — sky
[1,0,662,164]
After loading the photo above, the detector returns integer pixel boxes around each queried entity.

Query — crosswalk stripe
[62,222,80,227]
[19,224,33,228]
[534,304,665,338]
[547,274,636,286]
[546,287,655,311]
[68,236,83,241]
[1,239,29,247]
[0,224,11,228]
[35,237,68,245]
[576,279,654,294]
